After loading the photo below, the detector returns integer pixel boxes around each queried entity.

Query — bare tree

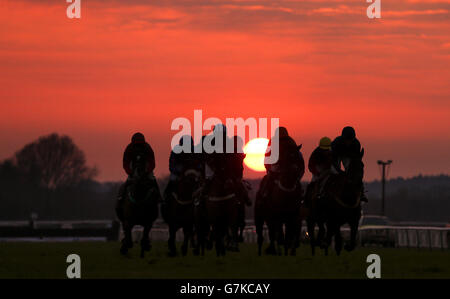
[14,133,97,189]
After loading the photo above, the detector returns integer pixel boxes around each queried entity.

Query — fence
[372,226,450,249]
[0,220,119,241]
[123,225,450,250]
[2,220,448,249]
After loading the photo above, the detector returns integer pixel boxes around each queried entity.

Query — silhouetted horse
[255,164,302,256]
[117,155,160,258]
[316,149,365,256]
[197,172,239,257]
[164,168,201,257]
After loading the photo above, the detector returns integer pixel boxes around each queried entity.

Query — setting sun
[243,138,269,172]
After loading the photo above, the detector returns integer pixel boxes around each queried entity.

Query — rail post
[428,229,432,250]
[406,229,410,249]
[416,229,420,249]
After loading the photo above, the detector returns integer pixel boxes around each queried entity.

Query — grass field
[0,241,449,279]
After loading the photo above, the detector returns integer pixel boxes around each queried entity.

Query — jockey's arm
[122,145,133,176]
[146,143,156,173]
[297,151,305,179]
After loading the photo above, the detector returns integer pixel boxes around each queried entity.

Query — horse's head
[177,167,202,201]
[275,163,300,193]
[126,154,157,203]
[276,144,302,192]
[324,149,364,209]
[132,154,148,179]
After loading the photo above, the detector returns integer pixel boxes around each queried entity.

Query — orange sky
[0,0,449,181]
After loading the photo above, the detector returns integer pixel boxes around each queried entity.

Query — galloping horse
[255,163,303,256]
[198,169,239,257]
[117,155,160,258]
[164,166,202,256]
[318,149,364,256]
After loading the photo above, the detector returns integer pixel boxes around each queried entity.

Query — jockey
[331,126,361,172]
[309,137,334,182]
[229,135,251,206]
[196,124,232,202]
[258,127,304,202]
[229,135,245,179]
[205,124,229,179]
[164,135,200,201]
[116,132,159,220]
[331,126,368,202]
[305,137,334,205]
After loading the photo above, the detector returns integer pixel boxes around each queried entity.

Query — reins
[208,193,235,202]
[275,179,297,193]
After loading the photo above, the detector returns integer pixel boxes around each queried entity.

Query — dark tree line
[14,133,97,189]
[0,133,115,220]
[363,175,450,222]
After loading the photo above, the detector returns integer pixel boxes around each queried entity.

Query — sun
[244,138,269,172]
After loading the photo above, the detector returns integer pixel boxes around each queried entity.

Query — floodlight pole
[377,160,392,216]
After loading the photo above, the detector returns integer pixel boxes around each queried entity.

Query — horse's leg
[307,218,316,256]
[229,210,239,252]
[140,224,152,258]
[213,224,220,257]
[284,223,290,256]
[238,205,245,243]
[194,207,206,256]
[265,223,277,255]
[255,215,264,256]
[294,213,301,250]
[192,228,200,256]
[214,223,226,257]
[192,221,200,256]
[284,223,289,256]
[334,225,342,256]
[206,226,214,250]
[286,214,298,256]
[318,222,326,248]
[288,217,298,256]
[255,205,264,256]
[120,222,133,255]
[190,233,196,249]
[277,223,284,256]
[324,222,335,256]
[195,222,206,256]
[238,219,244,243]
[220,223,227,256]
[181,226,191,256]
[168,224,177,257]
[345,217,359,252]
[200,225,206,256]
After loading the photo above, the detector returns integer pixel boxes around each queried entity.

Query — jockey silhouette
[309,137,334,181]
[258,127,305,203]
[229,135,251,206]
[331,126,368,202]
[163,135,201,202]
[304,137,334,207]
[116,132,160,220]
[196,124,233,203]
